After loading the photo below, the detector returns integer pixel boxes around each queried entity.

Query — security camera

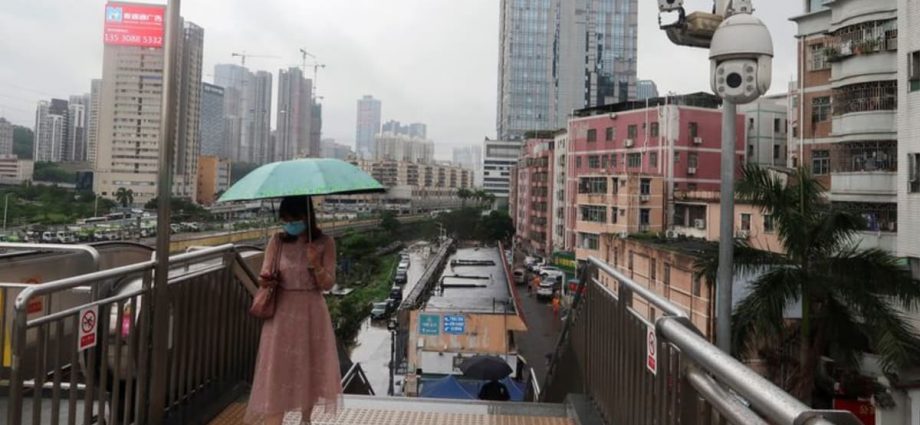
[658,0,683,11]
[709,13,773,104]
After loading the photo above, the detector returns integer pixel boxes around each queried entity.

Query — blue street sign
[443,315,466,335]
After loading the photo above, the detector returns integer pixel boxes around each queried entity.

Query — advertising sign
[443,315,466,335]
[419,314,440,336]
[104,2,165,48]
[646,325,657,375]
[78,306,99,352]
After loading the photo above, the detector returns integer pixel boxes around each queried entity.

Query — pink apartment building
[511,134,556,258]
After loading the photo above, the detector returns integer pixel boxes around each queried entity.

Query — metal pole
[149,0,181,422]
[3,193,9,230]
[388,326,396,396]
[716,100,737,354]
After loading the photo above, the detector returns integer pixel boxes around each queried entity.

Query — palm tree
[698,164,920,404]
[457,188,472,208]
[114,187,134,208]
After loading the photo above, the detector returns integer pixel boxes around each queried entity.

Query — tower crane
[230,52,280,67]
[299,48,327,98]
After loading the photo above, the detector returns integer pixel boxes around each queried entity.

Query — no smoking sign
[647,325,657,375]
[78,306,99,352]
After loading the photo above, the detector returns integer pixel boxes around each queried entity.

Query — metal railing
[3,243,263,424]
[542,257,861,425]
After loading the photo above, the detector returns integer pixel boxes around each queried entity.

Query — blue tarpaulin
[420,376,526,401]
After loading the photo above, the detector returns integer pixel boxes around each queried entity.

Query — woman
[245,196,342,425]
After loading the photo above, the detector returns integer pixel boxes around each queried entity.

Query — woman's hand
[306,243,323,270]
[259,272,280,288]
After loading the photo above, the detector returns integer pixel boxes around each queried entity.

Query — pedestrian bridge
[0,242,860,424]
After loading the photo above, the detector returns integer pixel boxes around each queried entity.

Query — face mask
[283,221,306,236]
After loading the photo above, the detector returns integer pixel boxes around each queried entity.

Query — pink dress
[245,233,342,424]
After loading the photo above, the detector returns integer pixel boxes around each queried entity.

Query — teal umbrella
[217,158,385,203]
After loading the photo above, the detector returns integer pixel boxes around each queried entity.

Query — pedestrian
[552,294,561,320]
[531,275,540,296]
[245,196,342,425]
[478,379,511,401]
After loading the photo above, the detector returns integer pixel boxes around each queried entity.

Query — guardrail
[3,244,263,425]
[542,256,861,425]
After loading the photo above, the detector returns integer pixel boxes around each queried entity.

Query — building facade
[0,118,13,156]
[277,67,314,160]
[0,155,33,185]
[356,95,382,160]
[67,94,90,162]
[33,99,68,163]
[792,0,899,252]
[636,80,660,101]
[374,133,434,164]
[482,138,523,206]
[552,130,569,252]
[511,136,556,257]
[563,93,745,260]
[199,82,227,159]
[196,155,231,206]
[452,145,483,187]
[899,0,920,278]
[87,79,103,165]
[497,0,638,140]
[320,139,354,160]
[94,14,204,204]
[214,64,273,164]
[742,94,789,167]
[333,159,474,212]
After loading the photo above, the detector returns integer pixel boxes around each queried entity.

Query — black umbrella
[459,355,513,381]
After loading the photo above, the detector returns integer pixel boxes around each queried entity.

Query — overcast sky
[0,0,798,160]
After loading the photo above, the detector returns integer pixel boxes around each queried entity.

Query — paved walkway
[513,274,563,386]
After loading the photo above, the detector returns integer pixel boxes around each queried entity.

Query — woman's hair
[278,195,323,242]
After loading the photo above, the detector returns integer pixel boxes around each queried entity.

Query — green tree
[457,188,472,208]
[475,210,514,244]
[33,162,76,183]
[13,126,33,159]
[379,211,400,235]
[697,165,920,404]
[114,187,134,208]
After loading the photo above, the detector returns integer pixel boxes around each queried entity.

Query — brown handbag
[250,239,282,319]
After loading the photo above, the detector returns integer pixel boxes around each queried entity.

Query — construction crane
[230,52,280,67]
[299,48,327,98]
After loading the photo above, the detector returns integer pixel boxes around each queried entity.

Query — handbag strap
[272,237,283,277]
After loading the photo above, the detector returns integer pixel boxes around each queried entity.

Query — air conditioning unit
[640,194,651,202]
[618,231,629,239]
[688,167,697,175]
[736,230,750,239]
[693,137,703,145]
[665,230,679,239]
[624,139,635,148]
[694,219,706,229]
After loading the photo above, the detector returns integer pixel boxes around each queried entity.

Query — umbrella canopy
[217,158,385,203]
[458,355,513,381]
[420,375,477,400]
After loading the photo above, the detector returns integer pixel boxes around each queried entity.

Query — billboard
[103,2,165,48]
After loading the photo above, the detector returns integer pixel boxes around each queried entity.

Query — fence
[3,244,263,425]
[542,257,861,425]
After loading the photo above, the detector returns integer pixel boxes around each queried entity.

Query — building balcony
[830,52,896,87]
[576,193,610,205]
[830,171,896,202]
[672,225,708,240]
[832,110,896,140]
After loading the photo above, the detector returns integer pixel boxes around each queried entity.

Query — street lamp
[3,193,13,231]
[387,318,398,396]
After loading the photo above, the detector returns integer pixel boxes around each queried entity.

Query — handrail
[589,256,688,318]
[0,242,101,270]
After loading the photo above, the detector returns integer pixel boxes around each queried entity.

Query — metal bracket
[794,410,865,425]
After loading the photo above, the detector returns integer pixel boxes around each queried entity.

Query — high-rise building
[311,101,323,158]
[792,0,898,252]
[899,0,920,279]
[94,6,204,204]
[482,138,523,207]
[497,0,638,141]
[0,117,13,156]
[452,145,483,186]
[408,123,427,139]
[741,94,788,167]
[214,64,273,164]
[67,94,90,162]
[87,79,103,165]
[321,138,355,160]
[277,67,313,160]
[199,83,227,158]
[375,133,434,164]
[636,80,660,101]
[33,99,68,162]
[196,155,231,206]
[356,95,382,159]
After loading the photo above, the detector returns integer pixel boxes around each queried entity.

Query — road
[513,271,564,388]
[349,242,434,396]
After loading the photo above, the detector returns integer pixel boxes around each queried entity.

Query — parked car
[513,268,526,285]
[537,275,561,300]
[370,302,391,321]
[389,286,404,304]
[395,269,408,285]
[525,256,545,272]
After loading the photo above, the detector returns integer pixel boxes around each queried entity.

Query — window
[609,154,617,168]
[812,97,831,122]
[650,122,660,138]
[650,258,657,282]
[587,129,597,143]
[628,252,634,271]
[601,154,608,169]
[689,122,699,139]
[809,43,828,71]
[580,205,606,223]
[674,152,680,164]
[605,127,615,141]
[611,208,618,224]
[640,178,651,195]
[688,152,699,169]
[627,153,642,168]
[774,118,782,133]
[588,155,600,168]
[627,125,638,139]
[832,81,897,115]
[579,233,600,250]
[640,209,651,226]
[649,152,658,168]
[774,145,781,160]
[576,156,582,168]
[740,213,752,231]
[910,51,920,92]
[579,177,608,194]
[909,153,920,193]
[692,274,702,297]
[764,214,775,232]
[687,183,697,191]
[663,264,671,287]
[812,150,830,175]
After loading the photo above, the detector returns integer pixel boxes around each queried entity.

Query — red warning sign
[78,306,99,351]
[647,325,657,375]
